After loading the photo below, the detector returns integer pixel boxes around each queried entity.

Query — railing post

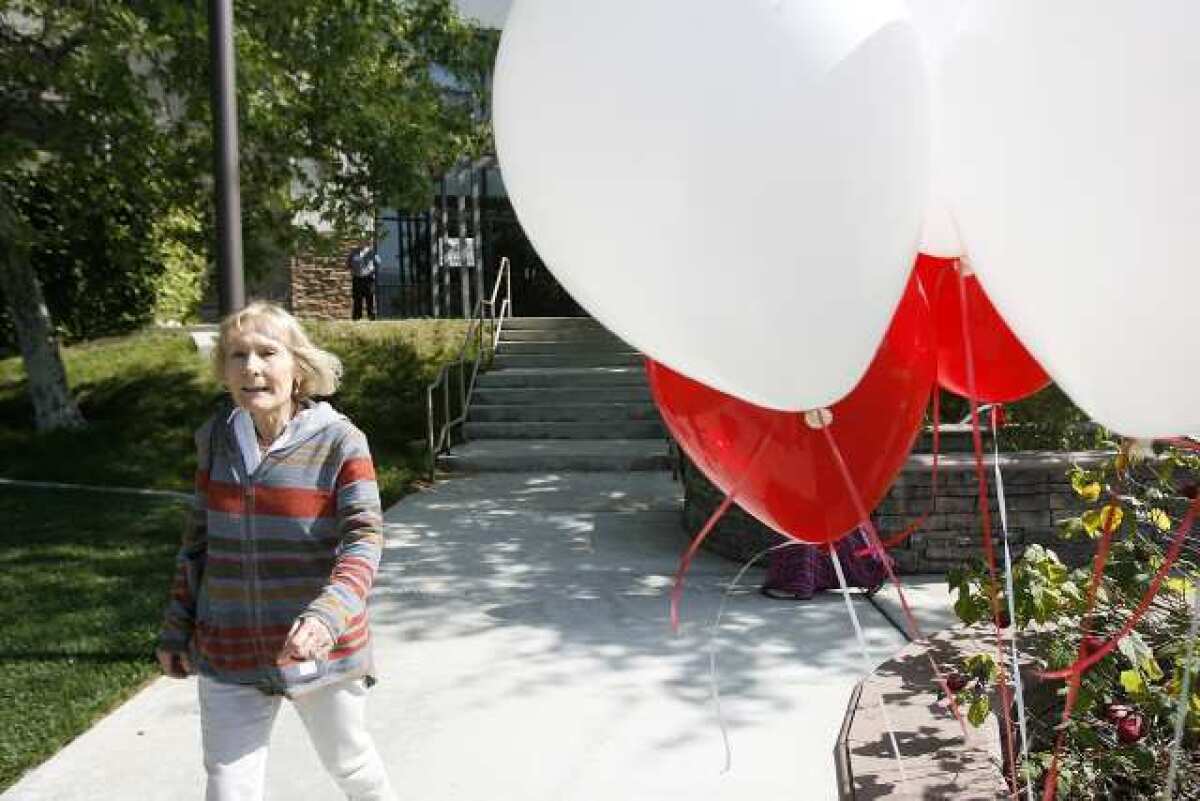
[457,166,471,319]
[426,387,436,481]
[429,205,440,318]
[426,252,516,478]
[459,359,468,444]
[440,177,451,315]
[473,162,485,321]
[442,380,450,452]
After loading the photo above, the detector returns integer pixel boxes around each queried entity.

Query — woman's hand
[156,647,193,678]
[276,616,334,664]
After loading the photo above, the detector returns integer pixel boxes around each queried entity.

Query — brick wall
[680,449,1112,573]
[290,245,356,320]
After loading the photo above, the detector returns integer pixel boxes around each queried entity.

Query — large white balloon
[935,1,1200,438]
[908,0,968,257]
[493,0,930,411]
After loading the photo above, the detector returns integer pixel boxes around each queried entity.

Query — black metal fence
[376,213,433,319]
[376,161,585,320]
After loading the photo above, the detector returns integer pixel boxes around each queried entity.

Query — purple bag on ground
[760,530,889,600]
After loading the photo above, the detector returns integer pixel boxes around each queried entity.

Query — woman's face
[222,328,298,418]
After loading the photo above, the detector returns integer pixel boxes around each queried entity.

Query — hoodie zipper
[230,430,272,688]
[227,403,339,691]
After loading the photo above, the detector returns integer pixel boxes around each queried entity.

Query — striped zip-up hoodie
[158,399,383,697]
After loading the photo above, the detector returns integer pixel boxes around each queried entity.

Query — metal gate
[376,213,433,319]
[378,160,584,319]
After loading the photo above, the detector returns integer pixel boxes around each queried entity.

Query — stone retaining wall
[837,625,1013,799]
[289,244,357,320]
[680,449,1112,573]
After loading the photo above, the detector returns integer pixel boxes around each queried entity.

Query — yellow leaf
[1120,669,1148,698]
[1082,504,1124,537]
[1149,508,1173,532]
[1166,576,1193,596]
[1078,482,1102,502]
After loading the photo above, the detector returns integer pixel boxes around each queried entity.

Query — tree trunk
[0,194,85,431]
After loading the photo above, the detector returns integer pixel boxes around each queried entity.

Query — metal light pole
[210,0,245,315]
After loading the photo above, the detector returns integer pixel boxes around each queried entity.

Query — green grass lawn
[0,320,471,503]
[0,320,470,791]
[0,487,185,791]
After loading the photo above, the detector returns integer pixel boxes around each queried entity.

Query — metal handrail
[425,257,513,480]
[481,253,513,351]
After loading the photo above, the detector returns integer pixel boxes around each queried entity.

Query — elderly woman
[156,301,397,801]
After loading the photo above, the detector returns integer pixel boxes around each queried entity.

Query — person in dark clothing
[347,243,380,320]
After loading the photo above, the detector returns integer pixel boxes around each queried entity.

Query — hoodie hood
[225,398,346,477]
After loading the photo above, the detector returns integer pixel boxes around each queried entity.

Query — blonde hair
[213,301,343,399]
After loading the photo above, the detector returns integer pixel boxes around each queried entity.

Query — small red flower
[1116,713,1146,744]
[946,672,969,693]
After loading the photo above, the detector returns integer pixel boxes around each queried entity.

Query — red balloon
[919,253,1050,403]
[914,252,956,299]
[648,272,935,544]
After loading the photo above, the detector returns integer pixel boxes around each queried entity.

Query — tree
[0,0,495,430]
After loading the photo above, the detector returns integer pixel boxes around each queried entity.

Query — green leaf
[964,653,999,682]
[1144,658,1164,682]
[1127,747,1156,771]
[1072,722,1102,748]
[1117,632,1149,666]
[1114,632,1164,681]
[968,693,991,727]
[1073,684,1100,717]
[1060,517,1087,540]
[1187,694,1200,734]
[954,590,984,626]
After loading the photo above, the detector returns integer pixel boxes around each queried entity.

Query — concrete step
[498,328,628,344]
[501,316,608,332]
[438,439,671,472]
[473,386,654,405]
[497,340,635,356]
[475,367,649,389]
[492,352,644,369]
[469,403,662,423]
[464,420,666,440]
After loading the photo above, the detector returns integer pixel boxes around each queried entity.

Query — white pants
[199,675,398,801]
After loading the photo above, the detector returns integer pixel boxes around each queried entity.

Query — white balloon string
[671,419,778,632]
[829,543,908,785]
[818,423,970,738]
[1164,578,1200,796]
[955,263,1020,799]
[707,540,800,773]
[991,408,1034,801]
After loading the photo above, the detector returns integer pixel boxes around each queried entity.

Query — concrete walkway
[4,473,918,801]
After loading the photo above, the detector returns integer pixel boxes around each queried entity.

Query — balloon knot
[803,408,834,430]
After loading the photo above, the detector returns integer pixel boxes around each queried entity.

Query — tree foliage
[0,0,496,349]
